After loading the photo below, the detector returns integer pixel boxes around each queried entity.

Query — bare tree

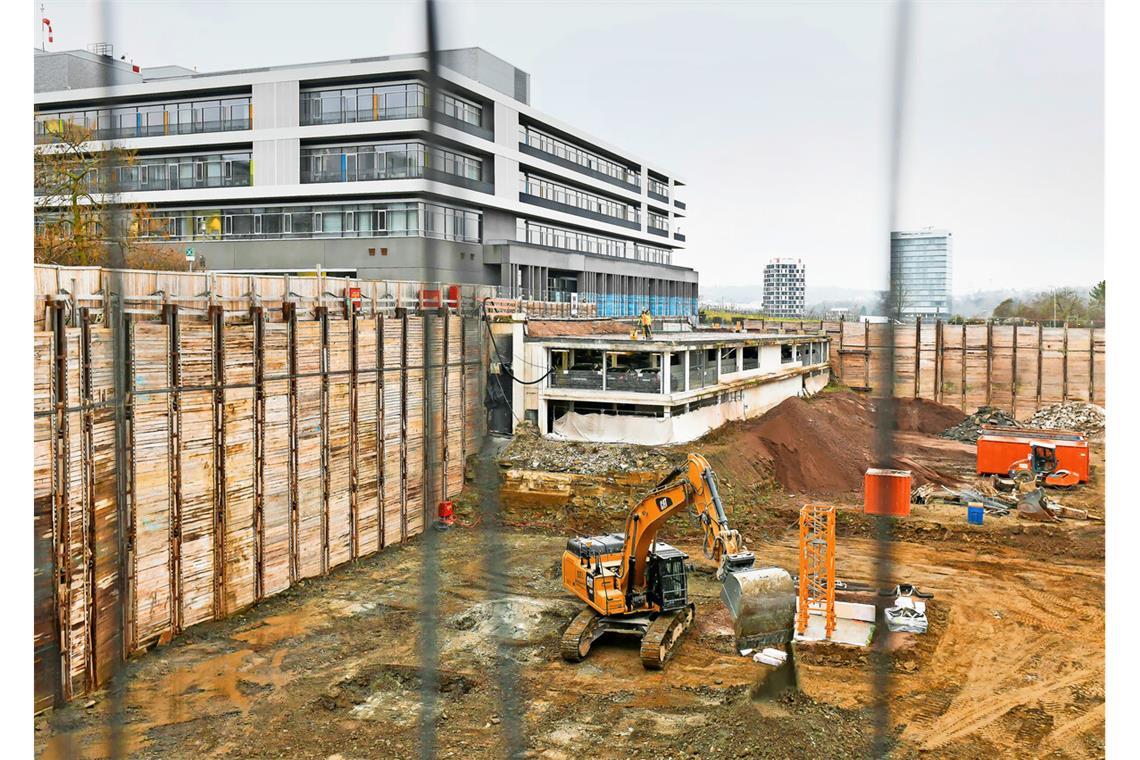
[34,122,187,269]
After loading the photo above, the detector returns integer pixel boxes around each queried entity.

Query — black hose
[481,297,554,386]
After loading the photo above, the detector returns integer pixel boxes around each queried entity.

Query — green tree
[992,297,1018,320]
[1089,280,1105,321]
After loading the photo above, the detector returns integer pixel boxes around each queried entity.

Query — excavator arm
[616,454,796,649]
[618,453,750,598]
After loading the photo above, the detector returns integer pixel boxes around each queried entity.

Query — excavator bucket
[720,566,797,651]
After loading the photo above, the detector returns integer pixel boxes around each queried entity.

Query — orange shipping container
[975,426,1089,482]
[864,468,911,516]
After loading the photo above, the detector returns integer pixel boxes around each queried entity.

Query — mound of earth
[703,392,972,495]
[894,397,967,434]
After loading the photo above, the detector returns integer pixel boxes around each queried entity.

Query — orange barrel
[863,468,912,516]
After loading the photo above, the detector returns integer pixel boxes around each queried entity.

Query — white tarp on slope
[552,399,746,446]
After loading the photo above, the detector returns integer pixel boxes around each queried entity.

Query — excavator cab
[646,547,689,612]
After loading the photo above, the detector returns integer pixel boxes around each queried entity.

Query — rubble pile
[498,420,680,475]
[940,407,1018,443]
[1021,402,1106,436]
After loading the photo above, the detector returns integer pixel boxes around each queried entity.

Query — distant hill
[699,284,1096,319]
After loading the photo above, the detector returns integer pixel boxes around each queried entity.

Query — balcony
[674,199,686,210]
[673,232,686,242]
[648,226,668,237]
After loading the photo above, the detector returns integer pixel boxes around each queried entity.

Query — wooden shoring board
[1040,327,1066,405]
[405,316,425,538]
[462,316,484,453]
[839,320,867,388]
[354,318,381,555]
[425,315,445,513]
[59,328,90,696]
[86,327,120,687]
[1065,328,1093,403]
[918,318,938,400]
[260,323,292,598]
[1092,328,1106,406]
[33,332,58,711]
[938,325,963,408]
[128,321,173,650]
[445,314,464,498]
[176,322,216,628]
[326,319,354,570]
[988,324,1015,409]
[382,317,403,547]
[221,323,256,615]
[964,324,989,411]
[294,320,324,579]
[886,325,912,396]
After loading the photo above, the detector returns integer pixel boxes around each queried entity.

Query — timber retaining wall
[33,266,488,711]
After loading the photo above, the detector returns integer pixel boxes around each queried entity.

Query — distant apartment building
[762,258,805,318]
[34,46,696,316]
[890,229,952,319]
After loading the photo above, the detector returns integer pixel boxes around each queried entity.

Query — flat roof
[529,330,826,349]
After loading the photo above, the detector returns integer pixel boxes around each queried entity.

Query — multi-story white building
[890,229,952,319]
[34,46,697,316]
[762,258,805,318]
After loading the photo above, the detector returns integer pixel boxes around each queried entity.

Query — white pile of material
[1022,402,1106,435]
[752,647,789,667]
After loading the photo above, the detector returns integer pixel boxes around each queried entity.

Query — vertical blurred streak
[418,1,442,757]
[873,1,912,757]
[95,2,130,758]
[475,440,526,758]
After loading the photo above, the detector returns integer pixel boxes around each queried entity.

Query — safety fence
[33,266,487,711]
[823,319,1105,414]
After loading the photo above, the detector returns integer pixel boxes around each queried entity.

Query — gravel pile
[940,406,1018,443]
[1022,402,1106,436]
[498,420,681,475]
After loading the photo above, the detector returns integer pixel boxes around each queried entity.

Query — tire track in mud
[831,534,1106,755]
[1040,701,1106,756]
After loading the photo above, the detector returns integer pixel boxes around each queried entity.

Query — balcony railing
[550,369,603,390]
[688,364,718,389]
[606,369,661,393]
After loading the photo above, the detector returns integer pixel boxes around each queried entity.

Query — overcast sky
[37,0,1103,293]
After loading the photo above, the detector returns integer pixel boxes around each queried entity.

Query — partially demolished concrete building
[492,318,830,444]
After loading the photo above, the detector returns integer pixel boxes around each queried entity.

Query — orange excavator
[560,453,796,669]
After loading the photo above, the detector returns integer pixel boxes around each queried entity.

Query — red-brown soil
[702,392,972,495]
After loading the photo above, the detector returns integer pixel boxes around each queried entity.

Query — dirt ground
[36,405,1105,759]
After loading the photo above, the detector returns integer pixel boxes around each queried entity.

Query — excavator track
[561,608,602,663]
[639,604,695,670]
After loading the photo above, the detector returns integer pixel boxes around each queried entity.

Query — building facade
[34,46,697,316]
[762,258,805,318]
[505,321,830,444]
[890,229,952,319]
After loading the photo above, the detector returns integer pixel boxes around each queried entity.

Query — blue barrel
[967,505,984,525]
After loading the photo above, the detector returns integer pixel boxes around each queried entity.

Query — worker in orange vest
[639,309,653,339]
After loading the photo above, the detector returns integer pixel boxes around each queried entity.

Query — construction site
[32,265,1106,759]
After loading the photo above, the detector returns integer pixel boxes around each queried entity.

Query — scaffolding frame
[797,503,837,639]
